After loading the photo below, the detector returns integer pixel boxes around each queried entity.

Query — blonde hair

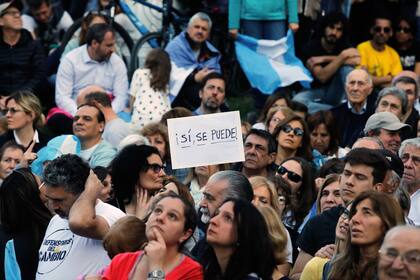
[6,91,44,129]
[257,205,288,264]
[249,176,281,214]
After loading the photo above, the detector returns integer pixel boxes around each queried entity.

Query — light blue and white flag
[235,30,313,94]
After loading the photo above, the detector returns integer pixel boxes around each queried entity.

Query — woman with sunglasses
[202,198,276,280]
[110,144,165,217]
[277,157,316,261]
[0,91,50,153]
[323,191,405,280]
[0,168,52,279]
[272,114,312,167]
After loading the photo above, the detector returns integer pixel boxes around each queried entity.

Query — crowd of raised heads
[0,0,419,280]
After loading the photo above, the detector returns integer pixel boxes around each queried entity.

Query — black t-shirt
[299,39,349,88]
[396,43,420,71]
[296,206,343,256]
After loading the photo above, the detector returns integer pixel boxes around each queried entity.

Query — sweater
[0,28,46,96]
[228,0,299,29]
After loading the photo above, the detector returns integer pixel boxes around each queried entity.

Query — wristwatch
[147,269,165,280]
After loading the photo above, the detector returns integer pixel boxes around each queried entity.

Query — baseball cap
[378,149,404,178]
[363,112,411,134]
[0,0,23,16]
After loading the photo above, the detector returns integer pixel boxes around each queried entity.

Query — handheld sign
[167,111,245,169]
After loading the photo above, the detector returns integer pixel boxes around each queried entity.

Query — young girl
[130,49,172,130]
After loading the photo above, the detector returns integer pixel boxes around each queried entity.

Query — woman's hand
[289,23,299,33]
[145,228,166,270]
[315,244,336,259]
[21,141,37,167]
[135,188,153,220]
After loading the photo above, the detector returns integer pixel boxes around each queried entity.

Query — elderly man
[364,111,410,154]
[378,225,420,280]
[399,138,420,226]
[166,12,221,111]
[331,69,375,147]
[55,23,128,115]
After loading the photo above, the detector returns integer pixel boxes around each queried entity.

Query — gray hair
[345,68,373,86]
[392,76,419,98]
[188,12,212,30]
[399,137,420,157]
[43,154,90,195]
[209,170,253,201]
[375,87,408,115]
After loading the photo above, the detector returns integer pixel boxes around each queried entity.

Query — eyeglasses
[373,26,392,34]
[379,248,420,266]
[3,108,24,115]
[339,207,351,219]
[400,154,420,166]
[396,27,411,33]
[146,163,164,173]
[281,124,304,137]
[277,166,302,183]
[1,10,21,17]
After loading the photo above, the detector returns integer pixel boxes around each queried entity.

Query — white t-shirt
[408,188,420,226]
[36,201,125,280]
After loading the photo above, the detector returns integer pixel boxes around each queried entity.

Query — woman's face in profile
[138,154,165,190]
[350,199,385,246]
[206,201,237,247]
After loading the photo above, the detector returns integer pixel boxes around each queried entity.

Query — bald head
[352,137,384,150]
[378,225,420,280]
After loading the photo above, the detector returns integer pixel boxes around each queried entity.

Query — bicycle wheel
[59,18,134,65]
[129,32,163,79]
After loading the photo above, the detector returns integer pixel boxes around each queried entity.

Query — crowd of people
[0,0,419,279]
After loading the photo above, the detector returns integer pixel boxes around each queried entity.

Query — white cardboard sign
[167,111,245,169]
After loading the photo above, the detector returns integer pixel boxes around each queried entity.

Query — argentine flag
[235,30,313,94]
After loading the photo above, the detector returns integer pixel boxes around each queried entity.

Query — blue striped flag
[235,30,313,94]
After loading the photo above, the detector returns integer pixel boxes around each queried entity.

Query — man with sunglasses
[294,12,360,113]
[357,16,402,88]
[239,129,276,178]
[291,148,390,279]
[0,0,47,97]
[399,138,420,226]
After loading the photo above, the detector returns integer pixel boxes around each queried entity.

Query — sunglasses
[277,166,302,183]
[281,124,304,137]
[396,27,411,33]
[373,26,391,34]
[146,163,164,173]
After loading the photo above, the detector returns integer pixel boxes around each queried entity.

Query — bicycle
[125,0,188,78]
